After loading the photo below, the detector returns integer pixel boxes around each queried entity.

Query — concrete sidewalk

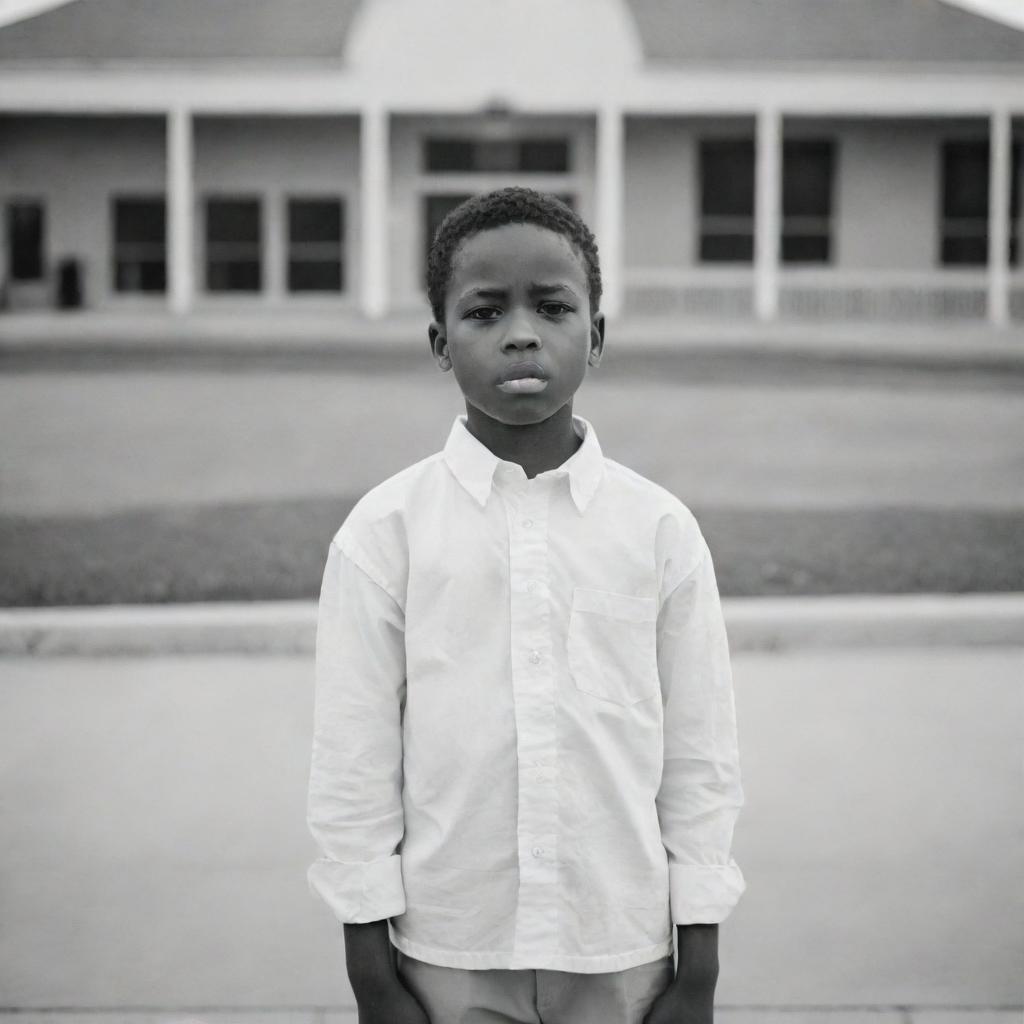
[1,643,1021,1019]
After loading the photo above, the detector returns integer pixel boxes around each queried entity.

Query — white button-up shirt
[307,414,745,973]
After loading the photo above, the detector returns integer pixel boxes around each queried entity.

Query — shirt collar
[443,413,606,513]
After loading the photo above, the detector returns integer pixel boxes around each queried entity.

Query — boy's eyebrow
[529,282,577,294]
[457,286,507,303]
[456,282,580,303]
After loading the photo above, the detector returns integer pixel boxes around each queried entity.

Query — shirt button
[526,579,539,593]
[521,518,533,528]
[531,846,544,858]
[528,650,541,665]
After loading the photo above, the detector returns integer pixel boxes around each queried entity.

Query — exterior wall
[0,115,164,309]
[193,115,360,308]
[0,114,361,310]
[622,113,1005,320]
[787,116,989,272]
[623,115,755,272]
[623,115,972,276]
[388,113,596,312]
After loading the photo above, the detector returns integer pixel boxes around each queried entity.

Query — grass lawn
[4,350,1021,604]
[2,499,1021,605]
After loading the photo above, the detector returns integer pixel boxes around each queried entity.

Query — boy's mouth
[497,362,549,394]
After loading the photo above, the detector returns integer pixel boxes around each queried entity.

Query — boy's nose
[501,310,542,351]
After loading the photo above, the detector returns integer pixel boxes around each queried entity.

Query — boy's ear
[587,312,606,368]
[428,321,452,371]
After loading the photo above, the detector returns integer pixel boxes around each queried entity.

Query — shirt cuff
[669,861,746,925]
[307,854,406,924]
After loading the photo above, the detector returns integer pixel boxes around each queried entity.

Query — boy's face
[429,223,604,428]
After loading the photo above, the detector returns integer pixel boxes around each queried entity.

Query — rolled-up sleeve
[656,538,746,925]
[307,532,407,924]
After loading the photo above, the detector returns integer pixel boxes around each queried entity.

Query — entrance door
[423,193,473,279]
[4,199,47,309]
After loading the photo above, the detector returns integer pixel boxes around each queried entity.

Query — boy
[307,187,745,1024]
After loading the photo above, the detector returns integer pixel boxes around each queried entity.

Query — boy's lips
[496,361,550,394]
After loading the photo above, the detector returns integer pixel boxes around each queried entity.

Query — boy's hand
[643,923,719,1024]
[642,975,715,1024]
[353,973,431,1024]
[344,920,431,1024]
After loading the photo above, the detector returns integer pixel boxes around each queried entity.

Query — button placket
[505,482,560,960]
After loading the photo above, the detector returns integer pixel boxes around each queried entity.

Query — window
[422,192,575,279]
[425,138,569,174]
[698,140,754,262]
[6,200,45,281]
[205,197,261,292]
[782,140,834,264]
[940,141,1021,266]
[112,196,166,292]
[288,197,344,292]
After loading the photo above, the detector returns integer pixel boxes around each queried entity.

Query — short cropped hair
[426,186,602,322]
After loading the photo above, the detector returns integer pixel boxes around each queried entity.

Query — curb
[1,594,1022,657]
[3,314,1024,369]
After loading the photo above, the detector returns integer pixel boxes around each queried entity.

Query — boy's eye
[466,306,502,321]
[539,301,572,316]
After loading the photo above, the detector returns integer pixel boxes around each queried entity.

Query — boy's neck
[464,403,582,480]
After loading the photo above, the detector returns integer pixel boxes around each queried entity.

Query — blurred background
[0,1,1022,1021]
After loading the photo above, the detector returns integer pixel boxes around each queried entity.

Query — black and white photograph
[0,1,1021,1023]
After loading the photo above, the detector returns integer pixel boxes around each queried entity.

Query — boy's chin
[469,397,566,428]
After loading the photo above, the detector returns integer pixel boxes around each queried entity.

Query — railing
[624,267,997,321]
[624,267,755,318]
[779,268,988,321]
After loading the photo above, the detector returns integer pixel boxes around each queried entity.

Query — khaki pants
[395,949,675,1024]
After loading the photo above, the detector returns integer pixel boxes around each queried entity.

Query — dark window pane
[113,197,166,293]
[699,233,754,262]
[206,197,261,292]
[207,198,261,243]
[286,197,344,293]
[425,137,570,174]
[941,237,989,265]
[942,142,988,219]
[781,234,830,263]
[700,140,755,217]
[289,260,343,291]
[288,199,343,244]
[206,260,261,292]
[519,140,569,172]
[115,198,165,243]
[425,139,476,172]
[7,201,44,281]
[783,140,833,217]
[115,260,166,292]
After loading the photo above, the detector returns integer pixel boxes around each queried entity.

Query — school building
[1,0,1023,327]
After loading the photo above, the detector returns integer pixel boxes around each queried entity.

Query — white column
[754,106,782,322]
[987,107,1011,327]
[360,105,389,319]
[596,104,625,320]
[167,106,195,314]
[265,191,285,302]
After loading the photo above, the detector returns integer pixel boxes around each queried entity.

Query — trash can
[56,257,83,309]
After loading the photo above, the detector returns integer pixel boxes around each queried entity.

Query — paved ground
[2,362,1023,517]
[1,644,1020,1018]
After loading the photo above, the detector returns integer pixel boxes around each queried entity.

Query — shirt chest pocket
[566,587,661,707]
